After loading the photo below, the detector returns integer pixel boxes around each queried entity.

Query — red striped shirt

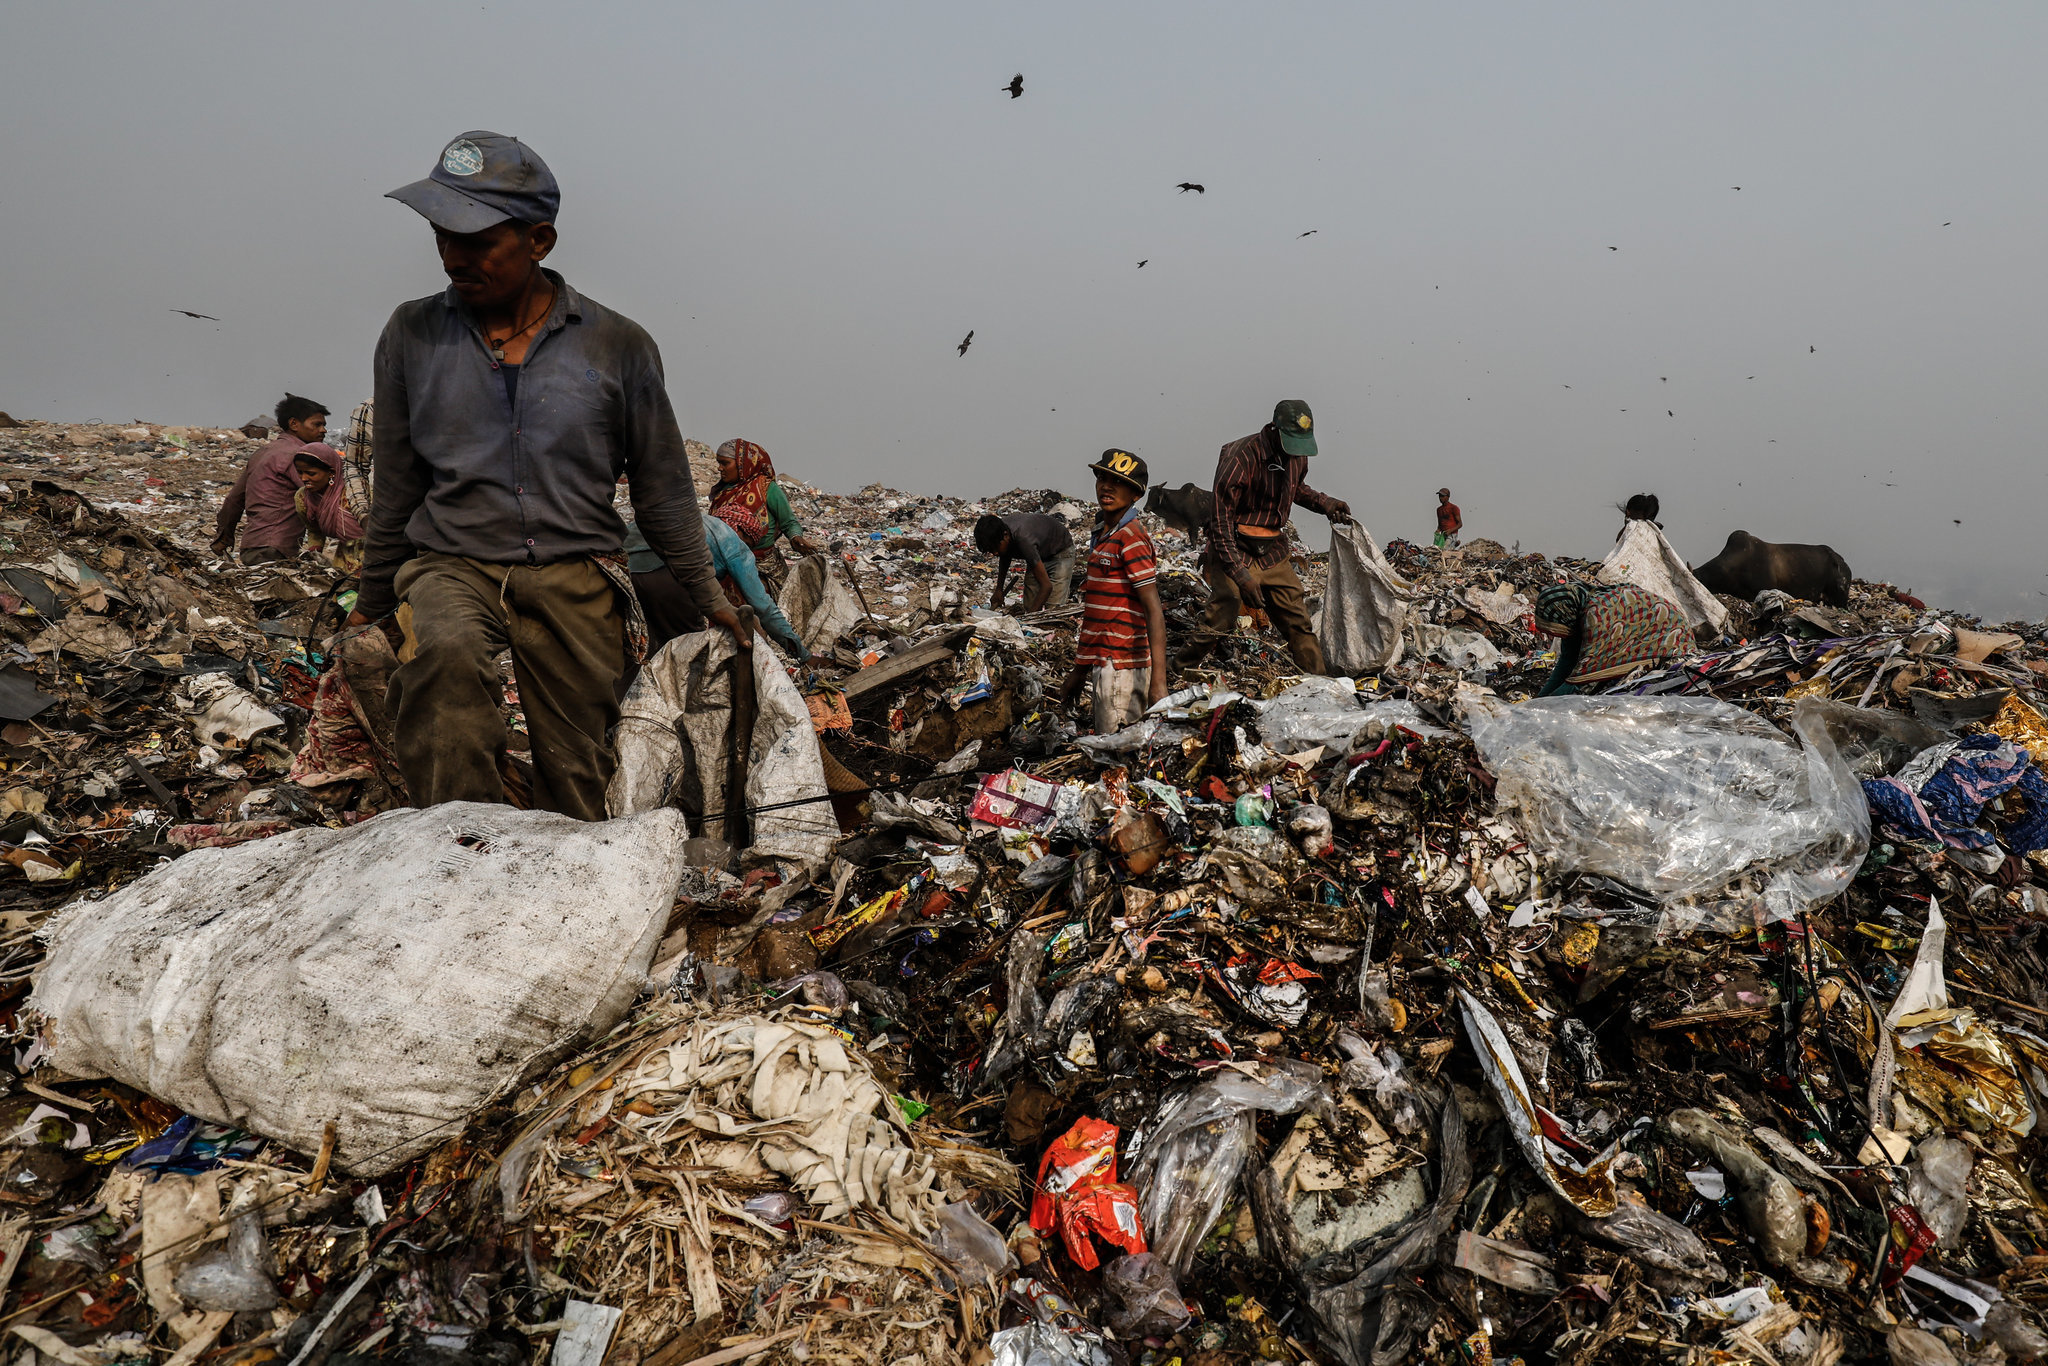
[1076,519,1158,669]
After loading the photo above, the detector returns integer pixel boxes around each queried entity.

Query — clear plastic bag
[1334,1030,1421,1134]
[1254,679,1452,754]
[1461,693,1868,932]
[931,1201,1012,1283]
[1575,1201,1725,1288]
[173,1198,279,1311]
[1886,1323,1961,1366]
[1907,1135,1974,1246]
[1127,1061,1324,1274]
[1665,1109,1806,1269]
[1102,1252,1192,1337]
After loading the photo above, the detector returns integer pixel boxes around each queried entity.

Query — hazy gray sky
[3,3,2042,620]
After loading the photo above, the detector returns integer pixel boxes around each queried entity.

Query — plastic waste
[1461,693,1868,931]
[987,1324,1116,1366]
[1986,1302,2048,1360]
[1886,1323,1961,1366]
[1453,1230,1559,1295]
[1028,1117,1145,1271]
[773,970,850,1014]
[1127,1060,1322,1273]
[173,1197,279,1311]
[1411,622,1503,675]
[1575,1201,1725,1288]
[741,1192,796,1227]
[1254,677,1452,752]
[33,802,690,1177]
[1317,522,1410,675]
[185,672,284,747]
[1907,1135,1974,1245]
[1334,1030,1421,1134]
[1101,1252,1192,1338]
[1665,1109,1807,1268]
[1461,990,1621,1215]
[931,1201,1012,1282]
[1286,802,1335,857]
[1598,518,1730,636]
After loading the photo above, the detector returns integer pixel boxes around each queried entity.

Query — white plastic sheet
[32,802,688,1175]
[1462,693,1868,931]
[1255,677,1455,753]
[774,554,866,655]
[1598,520,1729,637]
[609,632,836,873]
[1317,523,1410,675]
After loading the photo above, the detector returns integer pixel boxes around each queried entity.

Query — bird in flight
[170,309,220,321]
[1176,182,1204,194]
[1732,186,1741,191]
[1298,230,1317,238]
[1004,74,1023,98]
[957,331,974,356]
[1137,260,1148,268]
[1668,410,1674,417]
[1810,345,1816,353]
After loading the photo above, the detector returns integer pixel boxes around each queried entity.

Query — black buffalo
[1693,530,1853,608]
[1145,482,1213,541]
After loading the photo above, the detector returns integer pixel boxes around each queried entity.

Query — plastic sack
[1461,693,1868,932]
[1461,990,1622,1217]
[1317,522,1409,675]
[608,631,836,873]
[1255,678,1453,753]
[33,802,688,1176]
[1886,1323,1961,1366]
[186,672,284,747]
[1598,519,1730,637]
[1127,1060,1323,1274]
[774,553,866,654]
[1102,1252,1192,1338]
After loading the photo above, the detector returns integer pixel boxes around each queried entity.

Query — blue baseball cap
[386,131,560,233]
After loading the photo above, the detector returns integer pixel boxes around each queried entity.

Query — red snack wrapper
[1029,1116,1148,1270]
[1882,1203,1938,1287]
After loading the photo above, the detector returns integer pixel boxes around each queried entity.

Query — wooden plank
[839,626,973,703]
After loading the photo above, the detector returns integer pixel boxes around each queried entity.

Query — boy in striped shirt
[1060,449,1169,734]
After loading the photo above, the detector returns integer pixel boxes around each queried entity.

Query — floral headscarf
[709,439,776,544]
[1535,583,1591,633]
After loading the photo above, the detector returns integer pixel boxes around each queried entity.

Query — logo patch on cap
[1297,415,1312,430]
[441,140,485,176]
[1105,451,1138,475]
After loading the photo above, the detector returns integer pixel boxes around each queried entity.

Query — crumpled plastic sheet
[1317,522,1410,675]
[1461,990,1622,1217]
[987,1324,1117,1366]
[1255,677,1455,753]
[1461,692,1869,931]
[1126,1060,1323,1274]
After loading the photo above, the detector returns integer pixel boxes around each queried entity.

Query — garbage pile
[2,418,2048,1366]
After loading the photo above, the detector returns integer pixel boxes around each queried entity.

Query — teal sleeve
[1537,631,1583,697]
[765,481,802,544]
[723,542,809,659]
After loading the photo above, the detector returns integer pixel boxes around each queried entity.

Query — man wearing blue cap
[352,131,745,821]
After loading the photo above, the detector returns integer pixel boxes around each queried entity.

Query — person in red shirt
[1060,449,1168,734]
[1434,488,1462,548]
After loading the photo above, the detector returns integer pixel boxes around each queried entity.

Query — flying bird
[1943,222,1952,227]
[1137,260,1148,268]
[1660,376,1667,381]
[1608,245,1618,251]
[1668,410,1674,417]
[1004,74,1022,98]
[1298,230,1317,238]
[1810,345,1816,353]
[1176,182,1204,194]
[957,330,974,356]
[170,309,220,321]
[1732,186,1741,190]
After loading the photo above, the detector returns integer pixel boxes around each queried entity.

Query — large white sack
[30,802,688,1176]
[1598,520,1730,637]
[776,553,866,655]
[1317,522,1411,675]
[609,632,836,873]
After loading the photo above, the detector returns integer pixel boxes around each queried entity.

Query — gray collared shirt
[358,269,721,621]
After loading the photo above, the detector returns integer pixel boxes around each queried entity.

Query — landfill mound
[1,416,2047,1365]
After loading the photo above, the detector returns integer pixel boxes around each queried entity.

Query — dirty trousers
[1089,664,1151,735]
[387,553,627,822]
[1179,547,1326,676]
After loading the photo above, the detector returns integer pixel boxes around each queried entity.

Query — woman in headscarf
[707,439,820,593]
[1533,582,1695,696]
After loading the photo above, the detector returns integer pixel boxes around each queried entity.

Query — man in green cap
[1178,399,1351,674]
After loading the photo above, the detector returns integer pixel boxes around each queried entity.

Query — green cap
[1273,399,1317,457]
[1088,448,1150,493]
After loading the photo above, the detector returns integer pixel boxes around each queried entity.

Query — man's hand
[1234,572,1266,609]
[209,538,231,557]
[711,606,754,652]
[1327,500,1354,524]
[1059,665,1086,707]
[792,536,823,557]
[346,609,372,628]
[1146,671,1170,707]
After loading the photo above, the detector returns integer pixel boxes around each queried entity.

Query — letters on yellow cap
[1107,451,1137,472]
